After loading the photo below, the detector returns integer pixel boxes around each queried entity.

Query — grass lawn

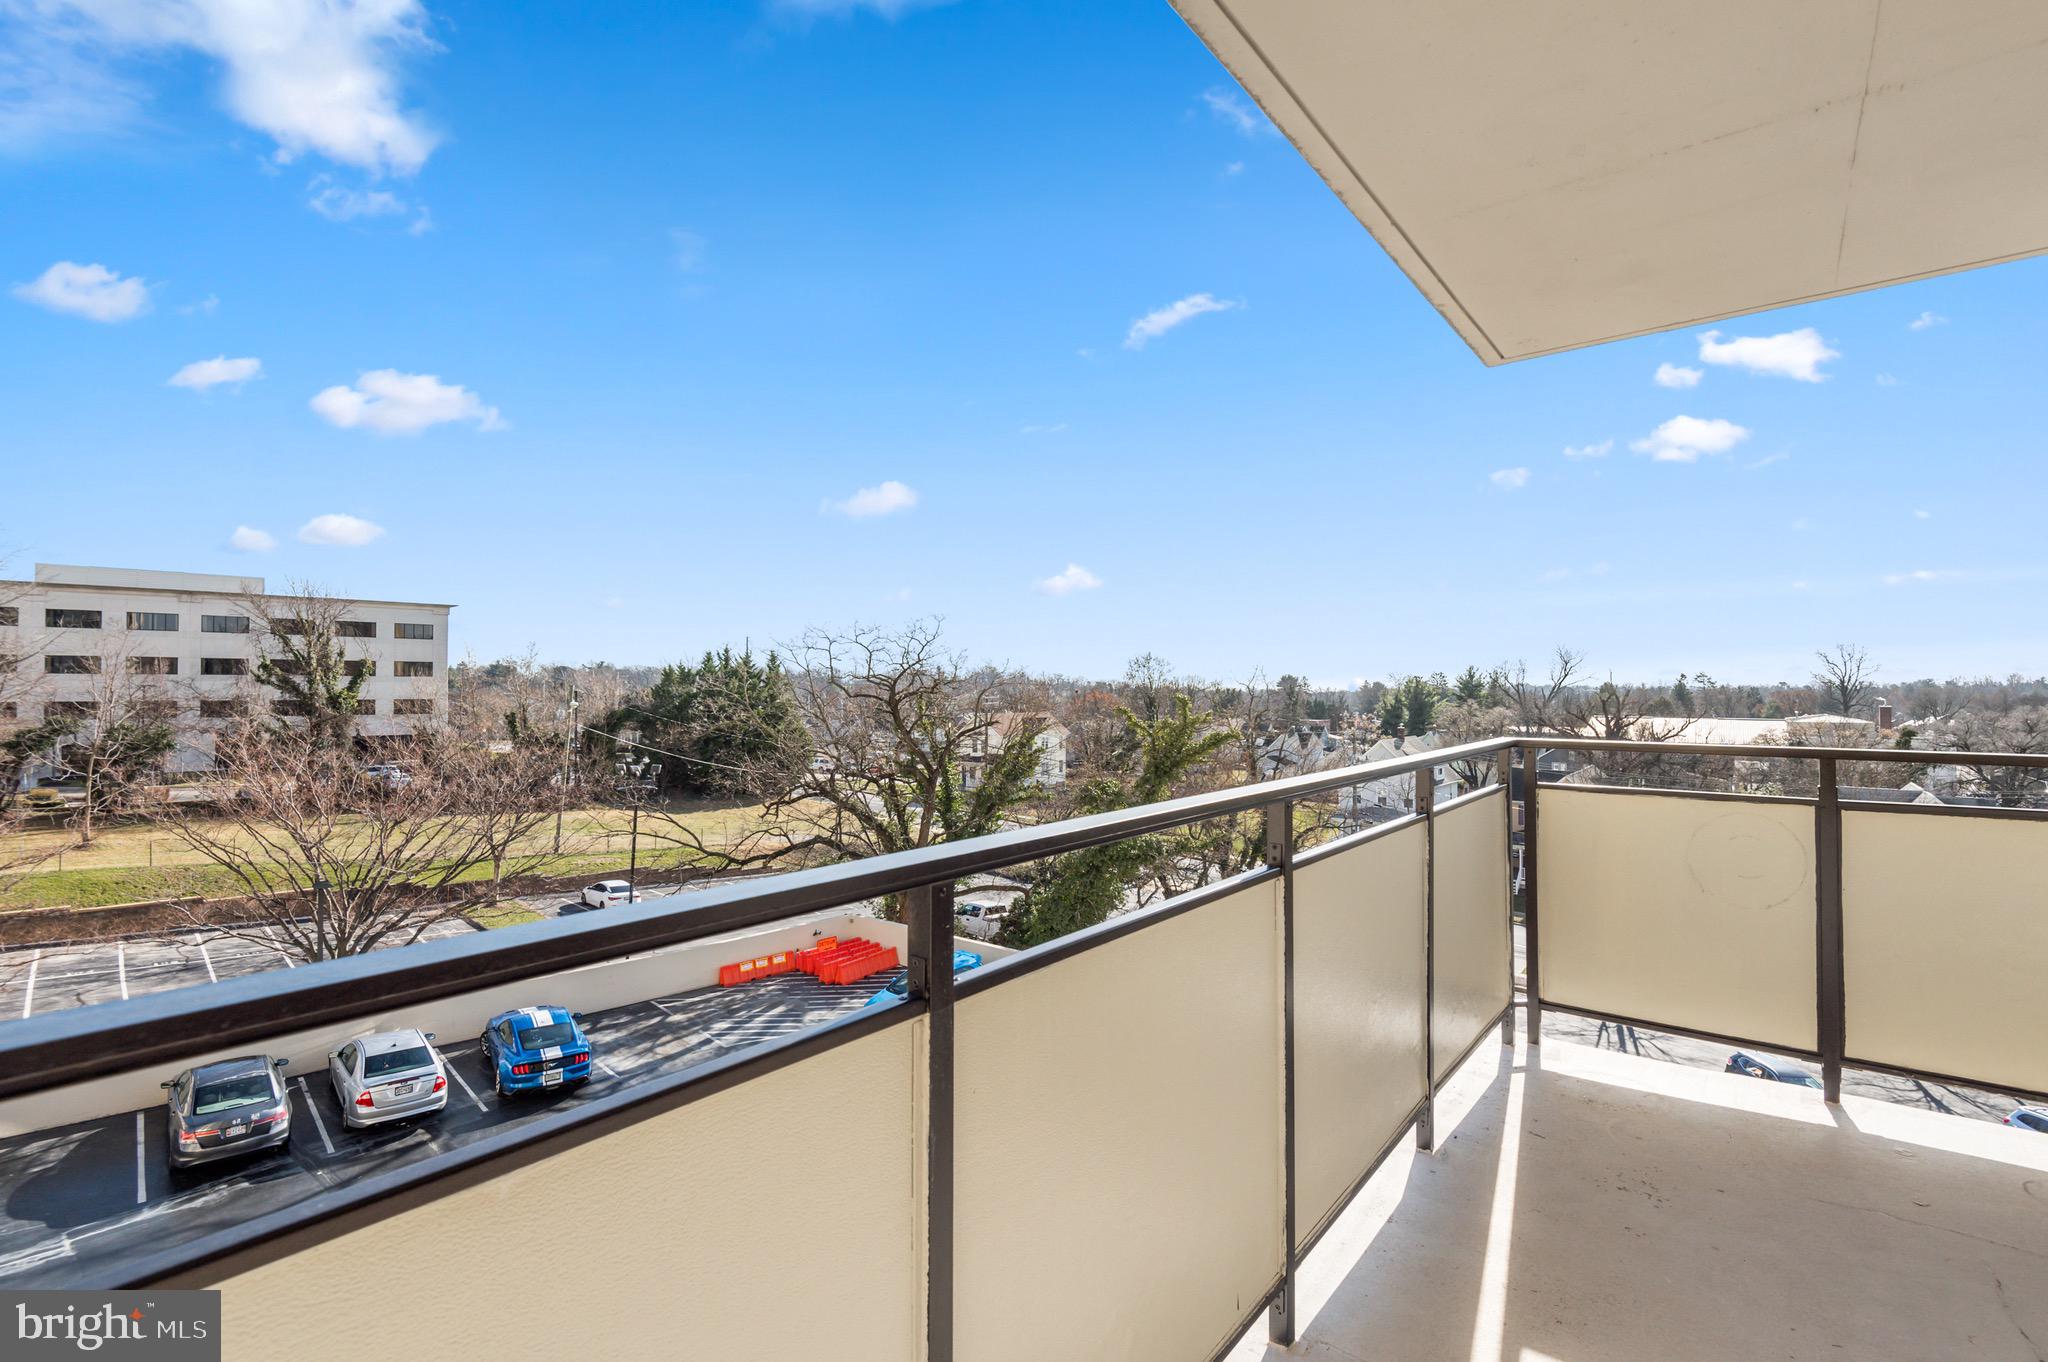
[1,801,769,910]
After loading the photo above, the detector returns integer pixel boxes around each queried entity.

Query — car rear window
[364,1045,435,1078]
[193,1075,275,1114]
[2019,1111,2048,1132]
[519,1023,576,1049]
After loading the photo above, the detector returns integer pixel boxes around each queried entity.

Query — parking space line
[197,942,217,984]
[265,928,296,967]
[20,951,37,1018]
[293,1079,335,1155]
[133,1112,146,1205]
[117,944,129,1001]
[434,1050,487,1112]
[649,998,675,1016]
[593,1058,622,1079]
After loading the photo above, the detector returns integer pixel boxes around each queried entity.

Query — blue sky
[3,0,2042,687]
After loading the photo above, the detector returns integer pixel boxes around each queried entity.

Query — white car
[329,1029,447,1128]
[579,879,635,909]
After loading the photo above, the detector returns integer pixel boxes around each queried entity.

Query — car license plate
[392,1083,414,1097]
[541,1069,563,1087]
[224,1124,247,1138]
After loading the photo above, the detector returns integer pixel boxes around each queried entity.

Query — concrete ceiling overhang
[1169,0,2048,363]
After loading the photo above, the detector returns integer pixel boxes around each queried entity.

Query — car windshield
[1781,1070,1822,1087]
[519,1023,575,1049]
[192,1074,275,1115]
[363,1045,435,1078]
[2017,1111,2048,1132]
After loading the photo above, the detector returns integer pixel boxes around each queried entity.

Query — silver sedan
[328,1029,448,1128]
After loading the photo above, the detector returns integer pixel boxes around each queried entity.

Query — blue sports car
[865,950,984,1006]
[479,1005,594,1097]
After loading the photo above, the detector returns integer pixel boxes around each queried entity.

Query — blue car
[479,1005,594,1097]
[865,950,984,1006]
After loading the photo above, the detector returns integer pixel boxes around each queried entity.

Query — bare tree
[148,719,499,961]
[1923,708,2048,806]
[634,622,1053,910]
[1811,644,1877,718]
[446,740,582,904]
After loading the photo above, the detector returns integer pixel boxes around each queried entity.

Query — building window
[342,659,375,678]
[0,702,14,720]
[271,618,308,636]
[45,609,101,629]
[269,658,308,676]
[394,660,434,678]
[46,655,100,674]
[354,698,377,716]
[200,614,250,634]
[391,698,433,716]
[135,698,180,723]
[129,656,179,676]
[394,622,434,640]
[0,607,15,627]
[0,654,14,673]
[126,611,179,631]
[272,700,311,718]
[46,700,99,717]
[200,657,249,676]
[336,620,376,638]
[199,699,246,718]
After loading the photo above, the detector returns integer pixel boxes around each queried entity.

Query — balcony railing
[1,737,2043,1360]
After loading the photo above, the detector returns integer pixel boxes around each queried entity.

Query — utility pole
[555,681,579,854]
[628,801,640,903]
[312,875,332,962]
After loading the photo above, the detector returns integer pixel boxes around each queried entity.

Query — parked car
[865,950,985,1007]
[579,879,635,908]
[329,1029,447,1128]
[479,1005,594,1097]
[2006,1107,2048,1134]
[1725,1051,1823,1089]
[363,763,412,788]
[953,901,1005,941]
[162,1056,292,1169]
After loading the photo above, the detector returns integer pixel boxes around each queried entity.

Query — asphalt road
[0,968,900,1287]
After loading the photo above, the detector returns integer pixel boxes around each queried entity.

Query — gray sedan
[163,1056,293,1169]
[329,1029,448,1128]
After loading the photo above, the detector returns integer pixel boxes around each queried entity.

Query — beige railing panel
[1539,788,1817,1051]
[1433,787,1511,1082]
[198,1025,922,1362]
[954,880,1283,1362]
[1844,811,2048,1094]
[1293,822,1426,1247]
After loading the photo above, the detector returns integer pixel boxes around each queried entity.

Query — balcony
[1,738,2044,1360]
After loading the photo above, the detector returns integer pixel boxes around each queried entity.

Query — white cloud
[1789,517,1810,531]
[1654,362,1702,389]
[769,0,956,17]
[1036,563,1102,596]
[228,525,276,552]
[310,370,504,435]
[671,228,707,272]
[306,173,427,231]
[298,513,385,546]
[1562,439,1612,461]
[1874,373,1899,386]
[11,0,440,175]
[12,260,149,321]
[1020,422,1068,436]
[1201,87,1271,137]
[1696,327,1838,382]
[1489,467,1530,490]
[168,355,261,391]
[1745,451,1789,470]
[826,480,918,518]
[1912,508,1932,520]
[1223,160,1244,176]
[1124,292,1238,350]
[1882,568,1964,586]
[179,293,219,315]
[1631,415,1752,463]
[1538,566,1571,583]
[1909,311,1946,331]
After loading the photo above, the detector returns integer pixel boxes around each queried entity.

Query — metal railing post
[1815,758,1846,1104]
[1417,765,1437,1151]
[1498,749,1515,1047]
[907,882,956,1362]
[1523,744,1542,1048]
[1265,800,1297,1347]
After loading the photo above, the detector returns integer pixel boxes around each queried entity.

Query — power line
[579,724,759,776]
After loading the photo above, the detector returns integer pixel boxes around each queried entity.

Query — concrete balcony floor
[1232,1030,2048,1362]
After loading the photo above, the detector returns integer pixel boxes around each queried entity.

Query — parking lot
[0,967,900,1286]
